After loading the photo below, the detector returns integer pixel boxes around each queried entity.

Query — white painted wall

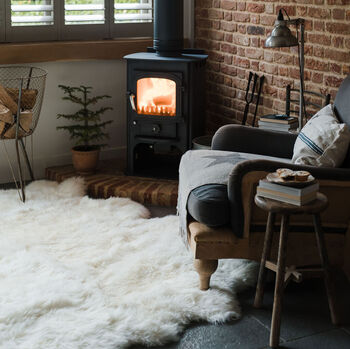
[0,60,127,183]
[0,4,194,183]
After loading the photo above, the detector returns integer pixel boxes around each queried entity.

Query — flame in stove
[137,78,176,116]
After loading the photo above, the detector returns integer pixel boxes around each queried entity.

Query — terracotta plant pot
[71,146,100,175]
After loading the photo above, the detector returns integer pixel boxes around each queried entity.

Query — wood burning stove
[124,0,207,178]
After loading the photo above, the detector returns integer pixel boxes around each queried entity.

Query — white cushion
[292,104,350,167]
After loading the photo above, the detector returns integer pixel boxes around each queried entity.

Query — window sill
[0,38,153,64]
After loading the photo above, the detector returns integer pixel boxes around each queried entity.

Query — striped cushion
[292,104,350,167]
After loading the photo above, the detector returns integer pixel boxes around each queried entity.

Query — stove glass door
[136,78,176,117]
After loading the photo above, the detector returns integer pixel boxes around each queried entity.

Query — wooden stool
[254,193,339,348]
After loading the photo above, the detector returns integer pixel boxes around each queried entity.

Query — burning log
[153,94,173,106]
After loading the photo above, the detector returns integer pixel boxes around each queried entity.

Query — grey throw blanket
[177,149,290,243]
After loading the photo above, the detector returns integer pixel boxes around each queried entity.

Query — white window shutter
[10,1,54,26]
[60,0,108,40]
[110,0,153,38]
[1,1,153,42]
[114,0,153,23]
[5,0,59,42]
[0,1,5,42]
[64,0,105,25]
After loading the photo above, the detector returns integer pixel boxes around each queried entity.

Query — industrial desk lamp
[265,9,305,131]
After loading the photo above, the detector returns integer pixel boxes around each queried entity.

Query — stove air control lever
[127,92,137,112]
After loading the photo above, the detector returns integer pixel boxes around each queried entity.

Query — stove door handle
[128,92,137,112]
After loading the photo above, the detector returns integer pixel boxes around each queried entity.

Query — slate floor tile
[175,317,271,349]
[147,205,177,218]
[278,329,350,349]
[240,274,350,341]
[131,316,270,349]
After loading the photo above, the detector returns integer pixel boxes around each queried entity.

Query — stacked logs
[0,85,37,139]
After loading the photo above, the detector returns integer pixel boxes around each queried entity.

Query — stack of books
[258,114,298,132]
[257,179,319,206]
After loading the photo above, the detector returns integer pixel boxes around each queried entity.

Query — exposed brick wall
[195,0,350,132]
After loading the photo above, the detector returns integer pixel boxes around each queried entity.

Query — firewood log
[0,104,13,124]
[18,110,33,133]
[6,88,38,110]
[3,124,24,139]
[3,111,33,139]
[0,84,18,114]
[0,121,6,135]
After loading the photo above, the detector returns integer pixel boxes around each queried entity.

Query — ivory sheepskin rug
[0,178,257,349]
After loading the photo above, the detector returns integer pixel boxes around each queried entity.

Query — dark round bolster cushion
[187,184,230,228]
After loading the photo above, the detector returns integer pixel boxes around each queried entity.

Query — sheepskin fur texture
[0,178,257,349]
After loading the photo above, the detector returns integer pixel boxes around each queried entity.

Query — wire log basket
[0,66,47,201]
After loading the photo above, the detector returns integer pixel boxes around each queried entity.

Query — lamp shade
[265,19,298,48]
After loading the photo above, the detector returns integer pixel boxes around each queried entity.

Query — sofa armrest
[227,159,350,239]
[230,159,350,181]
[212,125,297,159]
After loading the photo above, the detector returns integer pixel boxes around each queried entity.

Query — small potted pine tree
[57,85,113,174]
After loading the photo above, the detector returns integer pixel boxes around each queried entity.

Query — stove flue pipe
[153,0,184,56]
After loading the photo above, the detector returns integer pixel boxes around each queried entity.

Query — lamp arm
[286,18,305,26]
[279,8,291,21]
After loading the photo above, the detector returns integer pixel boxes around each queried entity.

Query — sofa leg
[194,259,218,290]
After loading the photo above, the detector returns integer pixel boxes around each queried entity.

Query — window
[1,0,153,43]
[110,0,153,38]
[11,0,54,26]
[0,2,5,42]
[65,0,105,25]
[114,0,152,23]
